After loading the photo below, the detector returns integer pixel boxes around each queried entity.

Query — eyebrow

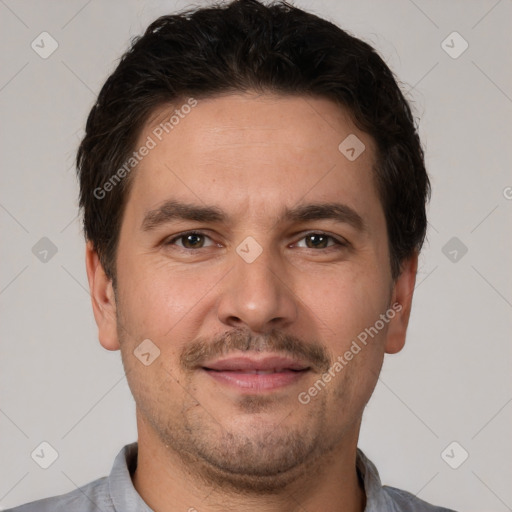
[141,199,365,232]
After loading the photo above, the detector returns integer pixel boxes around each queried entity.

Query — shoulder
[382,485,458,512]
[4,476,113,512]
[356,448,457,512]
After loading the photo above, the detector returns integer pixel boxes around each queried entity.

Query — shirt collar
[108,442,153,511]
[356,448,397,511]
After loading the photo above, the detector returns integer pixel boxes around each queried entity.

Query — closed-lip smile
[202,354,311,391]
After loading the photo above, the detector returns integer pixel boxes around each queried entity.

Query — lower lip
[203,369,308,391]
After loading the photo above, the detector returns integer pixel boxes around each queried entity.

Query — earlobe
[384,252,418,355]
[85,242,120,351]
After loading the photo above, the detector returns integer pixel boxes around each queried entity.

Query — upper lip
[202,354,310,372]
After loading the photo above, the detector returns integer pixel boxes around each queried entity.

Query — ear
[85,241,120,351]
[384,252,418,354]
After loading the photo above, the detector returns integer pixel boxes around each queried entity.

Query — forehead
[124,93,382,230]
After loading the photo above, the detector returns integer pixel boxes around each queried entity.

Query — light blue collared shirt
[6,443,457,511]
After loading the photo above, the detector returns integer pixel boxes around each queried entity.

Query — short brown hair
[77,0,430,283]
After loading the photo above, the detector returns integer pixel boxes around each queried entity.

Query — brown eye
[181,233,205,248]
[296,233,342,250]
[304,234,330,249]
[166,231,214,249]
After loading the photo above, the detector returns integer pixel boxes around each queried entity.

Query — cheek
[117,256,217,340]
[122,351,186,429]
[298,268,391,353]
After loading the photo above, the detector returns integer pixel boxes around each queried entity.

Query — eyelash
[164,230,348,251]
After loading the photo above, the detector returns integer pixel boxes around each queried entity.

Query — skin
[86,93,417,512]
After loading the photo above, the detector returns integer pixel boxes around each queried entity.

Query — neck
[132,416,366,512]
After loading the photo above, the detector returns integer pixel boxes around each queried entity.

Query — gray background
[1,0,511,510]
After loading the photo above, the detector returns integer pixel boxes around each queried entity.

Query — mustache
[180,328,331,373]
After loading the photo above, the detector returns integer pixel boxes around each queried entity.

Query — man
[8,0,456,510]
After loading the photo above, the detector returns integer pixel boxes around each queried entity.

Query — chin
[172,413,334,493]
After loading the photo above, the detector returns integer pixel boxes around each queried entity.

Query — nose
[216,243,298,333]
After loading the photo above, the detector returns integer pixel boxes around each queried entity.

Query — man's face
[89,93,415,490]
